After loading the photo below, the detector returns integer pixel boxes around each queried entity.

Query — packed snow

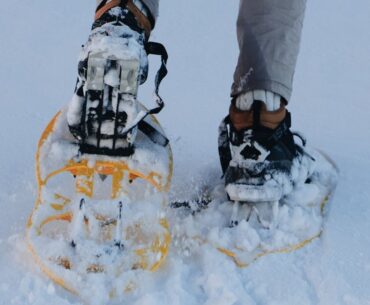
[1,0,370,305]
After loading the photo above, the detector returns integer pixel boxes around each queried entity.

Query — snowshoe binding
[170,100,338,268]
[209,100,339,265]
[27,0,172,302]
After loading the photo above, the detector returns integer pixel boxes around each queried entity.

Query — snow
[169,151,336,268]
[1,0,370,305]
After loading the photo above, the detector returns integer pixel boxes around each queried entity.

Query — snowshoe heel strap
[95,0,153,37]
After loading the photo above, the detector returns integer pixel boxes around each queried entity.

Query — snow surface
[1,0,370,305]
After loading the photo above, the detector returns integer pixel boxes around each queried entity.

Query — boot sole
[226,183,283,203]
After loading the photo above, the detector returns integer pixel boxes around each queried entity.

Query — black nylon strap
[145,42,168,109]
[95,0,130,14]
[96,0,108,12]
[218,116,233,175]
[253,101,263,129]
[108,42,168,140]
[80,143,134,157]
[138,120,169,147]
[264,111,291,149]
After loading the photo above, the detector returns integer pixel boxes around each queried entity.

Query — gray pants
[232,0,306,102]
[96,0,306,102]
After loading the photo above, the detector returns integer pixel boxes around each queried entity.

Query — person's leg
[140,0,159,20]
[221,0,313,203]
[231,0,307,103]
[68,0,159,150]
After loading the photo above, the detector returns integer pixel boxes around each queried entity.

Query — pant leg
[140,0,159,19]
[96,0,159,21]
[231,0,307,102]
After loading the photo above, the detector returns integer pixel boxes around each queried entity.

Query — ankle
[229,102,286,131]
[94,0,153,38]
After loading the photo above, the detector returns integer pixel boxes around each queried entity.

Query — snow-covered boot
[67,0,165,156]
[219,98,315,203]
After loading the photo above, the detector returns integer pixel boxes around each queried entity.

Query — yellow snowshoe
[27,105,172,298]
